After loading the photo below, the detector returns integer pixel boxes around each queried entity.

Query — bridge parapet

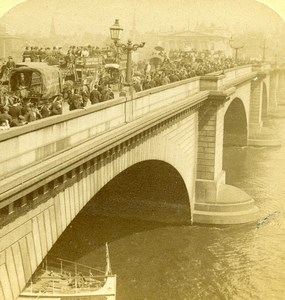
[0,98,127,179]
[223,65,253,83]
[200,65,255,93]
[133,77,200,119]
[0,77,203,181]
[252,63,271,73]
[0,65,262,182]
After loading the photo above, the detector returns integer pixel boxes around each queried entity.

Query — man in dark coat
[39,100,51,118]
[22,47,31,62]
[30,47,37,62]
[6,56,16,70]
[101,87,114,102]
[8,99,21,119]
[0,106,12,125]
[90,85,101,104]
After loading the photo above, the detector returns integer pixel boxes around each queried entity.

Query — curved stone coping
[193,184,259,225]
[195,199,255,213]
[193,207,259,225]
[217,184,252,203]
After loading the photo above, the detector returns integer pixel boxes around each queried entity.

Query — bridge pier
[268,69,278,111]
[268,68,285,118]
[247,67,281,147]
[193,99,259,225]
[276,69,285,105]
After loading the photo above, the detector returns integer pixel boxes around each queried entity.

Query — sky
[0,0,285,31]
[0,0,285,22]
[0,0,285,21]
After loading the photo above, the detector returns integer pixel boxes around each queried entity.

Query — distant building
[158,30,231,55]
[0,24,23,60]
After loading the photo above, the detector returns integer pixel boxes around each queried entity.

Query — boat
[18,243,116,300]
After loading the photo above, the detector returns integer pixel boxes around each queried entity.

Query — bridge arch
[223,97,248,146]
[0,111,198,300]
[89,159,191,224]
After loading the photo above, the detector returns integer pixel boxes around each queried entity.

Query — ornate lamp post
[110,19,145,86]
[229,37,244,63]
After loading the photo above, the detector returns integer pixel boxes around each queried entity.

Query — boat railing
[26,257,110,294]
[27,277,106,295]
[56,257,106,275]
[24,244,115,295]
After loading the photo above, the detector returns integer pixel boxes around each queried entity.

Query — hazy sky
[1,0,285,37]
[1,0,285,21]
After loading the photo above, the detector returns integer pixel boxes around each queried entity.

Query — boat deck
[22,269,105,294]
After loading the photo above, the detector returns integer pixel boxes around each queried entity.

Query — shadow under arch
[88,159,191,225]
[224,98,248,146]
[47,160,191,262]
[262,82,268,119]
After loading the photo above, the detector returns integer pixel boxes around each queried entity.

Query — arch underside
[224,98,248,146]
[86,159,191,224]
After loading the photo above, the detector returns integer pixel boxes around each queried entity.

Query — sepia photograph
[0,0,285,299]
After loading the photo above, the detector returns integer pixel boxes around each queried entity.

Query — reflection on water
[49,118,285,300]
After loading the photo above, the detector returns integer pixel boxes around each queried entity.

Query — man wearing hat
[101,86,114,102]
[6,56,16,70]
[69,92,84,111]
[11,115,27,127]
[39,100,51,118]
[0,61,7,82]
[50,95,63,115]
[0,106,12,126]
[90,85,101,104]
[22,46,31,62]
[8,98,22,119]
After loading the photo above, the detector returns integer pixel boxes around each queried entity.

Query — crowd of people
[0,47,257,131]
[22,46,64,62]
[132,49,254,92]
[22,45,114,64]
[0,83,115,130]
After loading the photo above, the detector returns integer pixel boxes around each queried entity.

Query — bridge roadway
[0,63,284,300]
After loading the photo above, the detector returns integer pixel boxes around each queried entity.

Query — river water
[49,117,285,300]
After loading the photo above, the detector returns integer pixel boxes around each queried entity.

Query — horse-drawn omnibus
[59,56,103,91]
[9,62,62,105]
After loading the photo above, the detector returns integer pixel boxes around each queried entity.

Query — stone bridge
[0,63,284,300]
